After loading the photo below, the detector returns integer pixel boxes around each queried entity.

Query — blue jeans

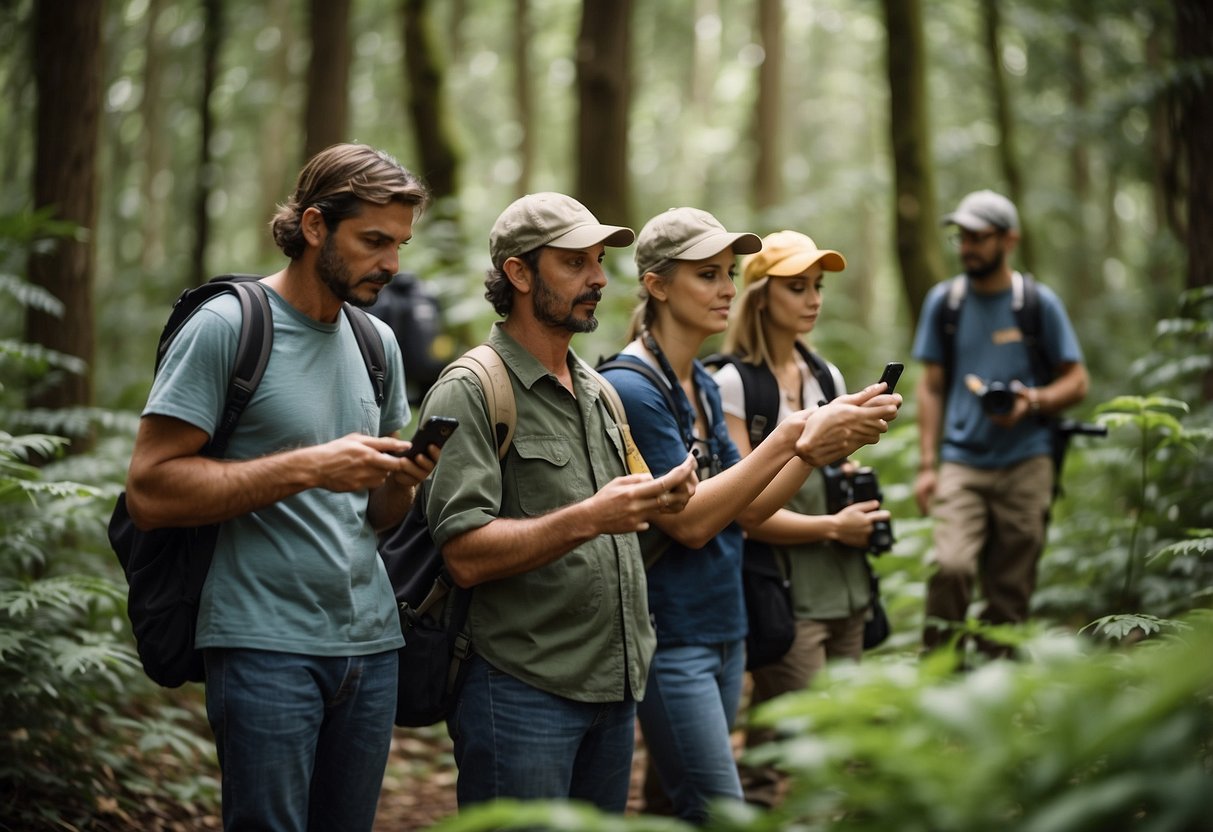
[204,648,398,832]
[637,640,746,823]
[448,654,636,811]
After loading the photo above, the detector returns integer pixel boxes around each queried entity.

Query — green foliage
[0,223,219,828]
[744,620,1213,832]
[428,620,1213,832]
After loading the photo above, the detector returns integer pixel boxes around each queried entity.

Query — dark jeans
[204,647,398,832]
[448,654,637,811]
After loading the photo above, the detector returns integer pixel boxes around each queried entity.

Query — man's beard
[533,271,601,333]
[963,247,1005,281]
[316,235,392,308]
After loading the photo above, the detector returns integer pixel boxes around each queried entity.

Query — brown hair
[271,143,429,259]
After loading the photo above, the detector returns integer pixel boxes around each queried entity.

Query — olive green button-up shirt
[420,324,656,702]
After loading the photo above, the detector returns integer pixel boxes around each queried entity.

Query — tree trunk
[138,0,167,274]
[881,0,945,325]
[980,0,1033,274]
[259,0,298,260]
[403,0,462,201]
[1174,0,1213,400]
[402,0,464,265]
[304,0,351,161]
[750,0,783,212]
[190,0,222,289]
[26,0,102,413]
[1065,22,1095,301]
[575,0,631,224]
[511,0,534,197]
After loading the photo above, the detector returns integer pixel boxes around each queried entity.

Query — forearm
[442,502,602,587]
[1035,362,1089,414]
[655,428,798,549]
[737,456,813,528]
[916,374,943,471]
[127,447,320,530]
[746,507,839,546]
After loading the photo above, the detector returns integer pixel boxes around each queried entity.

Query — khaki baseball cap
[742,230,847,287]
[489,192,635,268]
[635,207,762,277]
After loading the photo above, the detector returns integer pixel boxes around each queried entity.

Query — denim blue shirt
[601,347,746,647]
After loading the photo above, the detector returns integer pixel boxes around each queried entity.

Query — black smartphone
[877,362,904,394]
[399,416,459,461]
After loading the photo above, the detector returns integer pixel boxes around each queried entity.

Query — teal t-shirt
[143,285,409,656]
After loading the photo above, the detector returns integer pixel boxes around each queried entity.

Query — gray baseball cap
[635,207,762,276]
[941,189,1020,232]
[489,192,634,269]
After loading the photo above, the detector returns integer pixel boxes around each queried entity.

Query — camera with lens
[964,374,1019,415]
[822,464,894,554]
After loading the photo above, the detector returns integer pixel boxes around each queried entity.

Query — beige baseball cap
[489,192,635,268]
[742,230,847,287]
[635,207,762,276]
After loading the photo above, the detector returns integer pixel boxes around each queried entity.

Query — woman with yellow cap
[599,210,899,822]
[714,230,890,807]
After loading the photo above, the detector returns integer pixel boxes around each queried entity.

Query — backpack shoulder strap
[796,342,838,403]
[440,343,516,459]
[705,353,780,447]
[938,275,967,396]
[155,276,273,457]
[580,359,651,475]
[344,304,388,407]
[1012,272,1052,385]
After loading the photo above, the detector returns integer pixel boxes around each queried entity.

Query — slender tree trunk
[512,0,534,197]
[575,0,631,224]
[1065,23,1095,301]
[259,0,298,260]
[139,0,168,275]
[402,0,464,262]
[26,0,102,413]
[1174,0,1213,400]
[190,0,222,288]
[304,0,351,160]
[1148,20,1184,241]
[750,0,782,212]
[881,0,945,325]
[980,0,1032,274]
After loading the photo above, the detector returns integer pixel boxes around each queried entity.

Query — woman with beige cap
[714,230,890,806]
[599,209,899,822]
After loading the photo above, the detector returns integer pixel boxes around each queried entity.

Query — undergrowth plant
[0,212,219,829]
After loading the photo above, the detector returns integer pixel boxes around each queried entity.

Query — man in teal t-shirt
[125,144,438,832]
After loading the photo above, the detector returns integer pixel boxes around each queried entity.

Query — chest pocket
[511,435,573,516]
[359,397,380,436]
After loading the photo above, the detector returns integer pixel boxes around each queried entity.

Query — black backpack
[366,271,449,406]
[108,275,387,688]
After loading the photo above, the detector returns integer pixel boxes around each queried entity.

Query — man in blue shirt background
[912,189,1088,657]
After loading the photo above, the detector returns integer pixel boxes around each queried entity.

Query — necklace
[777,361,805,409]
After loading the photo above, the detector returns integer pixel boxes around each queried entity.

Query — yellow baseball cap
[742,230,846,287]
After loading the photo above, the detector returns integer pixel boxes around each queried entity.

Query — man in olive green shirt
[419,192,697,811]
